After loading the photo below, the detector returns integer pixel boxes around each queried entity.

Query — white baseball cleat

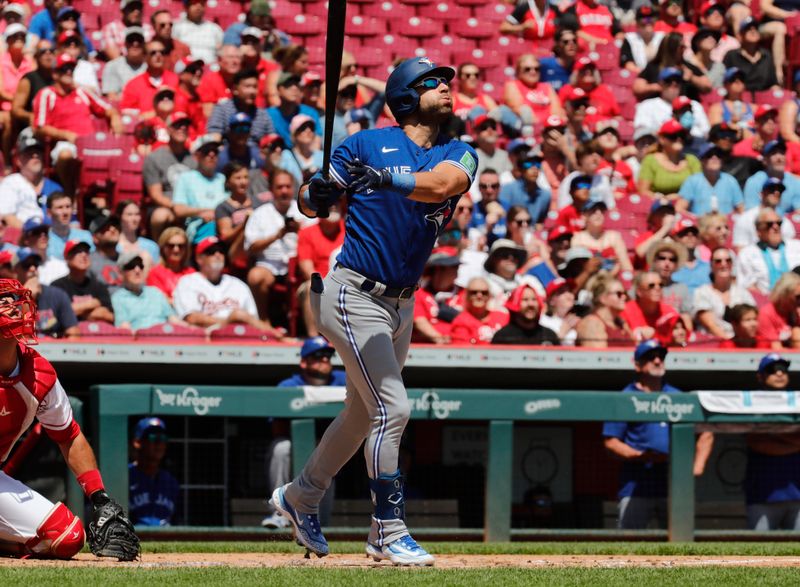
[261,513,290,529]
[365,535,435,566]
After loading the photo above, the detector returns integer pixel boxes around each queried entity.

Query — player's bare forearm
[59,431,99,479]
[603,437,644,460]
[406,165,471,204]
[693,431,714,476]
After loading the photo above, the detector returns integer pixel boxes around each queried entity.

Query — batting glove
[345,159,392,193]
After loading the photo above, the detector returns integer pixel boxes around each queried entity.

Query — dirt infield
[4,553,800,568]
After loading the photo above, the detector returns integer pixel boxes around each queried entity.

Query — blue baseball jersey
[128,463,180,526]
[277,370,347,387]
[603,383,682,499]
[328,127,479,288]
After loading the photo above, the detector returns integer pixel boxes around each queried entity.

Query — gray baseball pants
[284,265,414,546]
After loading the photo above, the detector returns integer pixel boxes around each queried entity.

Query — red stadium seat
[280,14,324,37]
[589,45,621,72]
[354,47,390,69]
[417,2,470,22]
[111,153,145,208]
[451,17,496,40]
[75,133,134,192]
[396,0,429,5]
[472,3,513,23]
[394,16,440,39]
[134,323,207,341]
[453,0,487,6]
[346,15,386,37]
[77,321,133,339]
[752,88,795,109]
[360,1,396,19]
[208,324,274,341]
[466,48,503,70]
[439,35,476,58]
[700,87,725,110]
[616,194,652,215]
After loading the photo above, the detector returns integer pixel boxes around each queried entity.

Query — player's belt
[335,264,417,299]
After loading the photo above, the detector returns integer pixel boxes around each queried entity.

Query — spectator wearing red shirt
[757,272,800,350]
[413,248,462,344]
[150,9,191,72]
[621,271,682,345]
[733,105,800,174]
[500,0,557,41]
[555,174,592,232]
[653,0,697,38]
[719,303,770,349]
[451,63,498,121]
[562,0,618,49]
[504,54,563,128]
[540,115,572,189]
[450,277,509,345]
[33,53,122,196]
[174,55,205,138]
[197,45,241,119]
[558,57,620,128]
[119,39,179,118]
[595,121,636,197]
[296,201,345,337]
[146,227,195,304]
[239,27,280,109]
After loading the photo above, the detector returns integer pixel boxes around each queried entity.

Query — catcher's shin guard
[369,470,405,521]
[25,502,85,559]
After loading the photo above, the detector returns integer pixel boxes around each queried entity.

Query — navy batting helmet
[385,57,455,120]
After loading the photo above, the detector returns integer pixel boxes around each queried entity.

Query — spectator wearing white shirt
[100,26,147,101]
[733,177,795,249]
[244,169,308,324]
[173,236,279,335]
[735,208,800,295]
[172,0,223,65]
[634,68,709,140]
[0,132,51,228]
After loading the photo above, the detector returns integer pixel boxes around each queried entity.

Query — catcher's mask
[0,279,37,345]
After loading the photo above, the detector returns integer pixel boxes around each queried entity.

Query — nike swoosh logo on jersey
[381,147,399,153]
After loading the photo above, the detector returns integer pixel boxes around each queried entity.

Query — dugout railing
[90,385,800,542]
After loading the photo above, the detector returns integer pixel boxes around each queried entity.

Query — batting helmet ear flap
[388,88,420,120]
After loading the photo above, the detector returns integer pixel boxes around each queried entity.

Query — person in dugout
[128,416,179,526]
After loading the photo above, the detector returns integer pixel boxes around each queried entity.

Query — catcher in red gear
[0,279,139,560]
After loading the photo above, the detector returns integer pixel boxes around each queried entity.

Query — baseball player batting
[271,57,478,566]
[0,279,139,560]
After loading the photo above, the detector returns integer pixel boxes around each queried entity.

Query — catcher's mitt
[87,492,141,561]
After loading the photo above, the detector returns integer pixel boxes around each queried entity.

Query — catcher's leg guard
[25,502,85,559]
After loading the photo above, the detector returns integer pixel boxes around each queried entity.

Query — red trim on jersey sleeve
[43,419,80,443]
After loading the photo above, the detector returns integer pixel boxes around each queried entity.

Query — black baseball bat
[318,0,347,219]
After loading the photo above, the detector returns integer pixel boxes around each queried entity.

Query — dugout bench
[90,385,800,542]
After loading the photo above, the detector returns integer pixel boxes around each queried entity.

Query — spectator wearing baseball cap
[100,0,154,61]
[707,68,753,130]
[88,212,123,292]
[538,115,572,189]
[670,216,711,295]
[686,28,724,89]
[503,54,564,131]
[538,277,578,345]
[128,416,180,527]
[498,150,551,226]
[733,106,800,175]
[0,247,78,339]
[119,38,179,117]
[557,57,620,128]
[28,2,94,55]
[207,69,275,146]
[669,95,711,147]
[646,239,693,317]
[17,215,68,286]
[111,251,177,331]
[556,142,614,212]
[655,0,697,37]
[491,283,559,345]
[221,0,289,51]
[216,113,264,173]
[471,114,512,181]
[733,177,796,248]
[619,6,663,75]
[676,143,744,216]
[51,239,114,324]
[636,120,701,201]
[742,139,800,213]
[602,339,713,529]
[280,114,323,188]
[594,121,637,198]
[723,18,780,92]
[171,135,226,243]
[744,352,800,530]
[555,174,593,233]
[101,26,148,100]
[56,29,100,93]
[0,131,57,229]
[412,247,461,344]
[238,27,282,110]
[469,168,506,242]
[267,71,323,148]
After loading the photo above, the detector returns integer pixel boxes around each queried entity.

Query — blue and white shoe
[365,535,435,566]
[270,485,329,557]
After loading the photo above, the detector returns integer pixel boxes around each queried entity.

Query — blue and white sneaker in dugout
[365,535,435,566]
[270,484,329,557]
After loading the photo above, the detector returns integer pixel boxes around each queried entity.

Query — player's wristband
[78,469,105,498]
[389,173,416,197]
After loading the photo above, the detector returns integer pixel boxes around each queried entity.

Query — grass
[1,567,799,587]
[141,540,800,556]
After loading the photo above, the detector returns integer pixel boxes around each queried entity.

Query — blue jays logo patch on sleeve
[425,202,451,233]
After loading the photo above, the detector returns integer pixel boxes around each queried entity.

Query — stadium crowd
[0,0,800,349]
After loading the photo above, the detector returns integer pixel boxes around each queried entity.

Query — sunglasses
[308,351,334,361]
[157,22,173,28]
[644,282,662,290]
[521,66,540,73]
[763,363,788,375]
[607,290,626,298]
[143,432,168,443]
[713,257,732,265]
[124,260,145,271]
[166,242,187,250]
[36,47,55,55]
[415,76,448,90]
[148,49,166,56]
[519,160,541,170]
[467,289,490,296]
[570,100,589,109]
[663,132,685,141]
[202,149,219,157]
[758,220,781,229]
[479,182,500,190]
[640,351,667,363]
[655,254,677,262]
[513,218,532,226]
[461,71,480,78]
[560,38,577,45]
[574,183,591,190]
